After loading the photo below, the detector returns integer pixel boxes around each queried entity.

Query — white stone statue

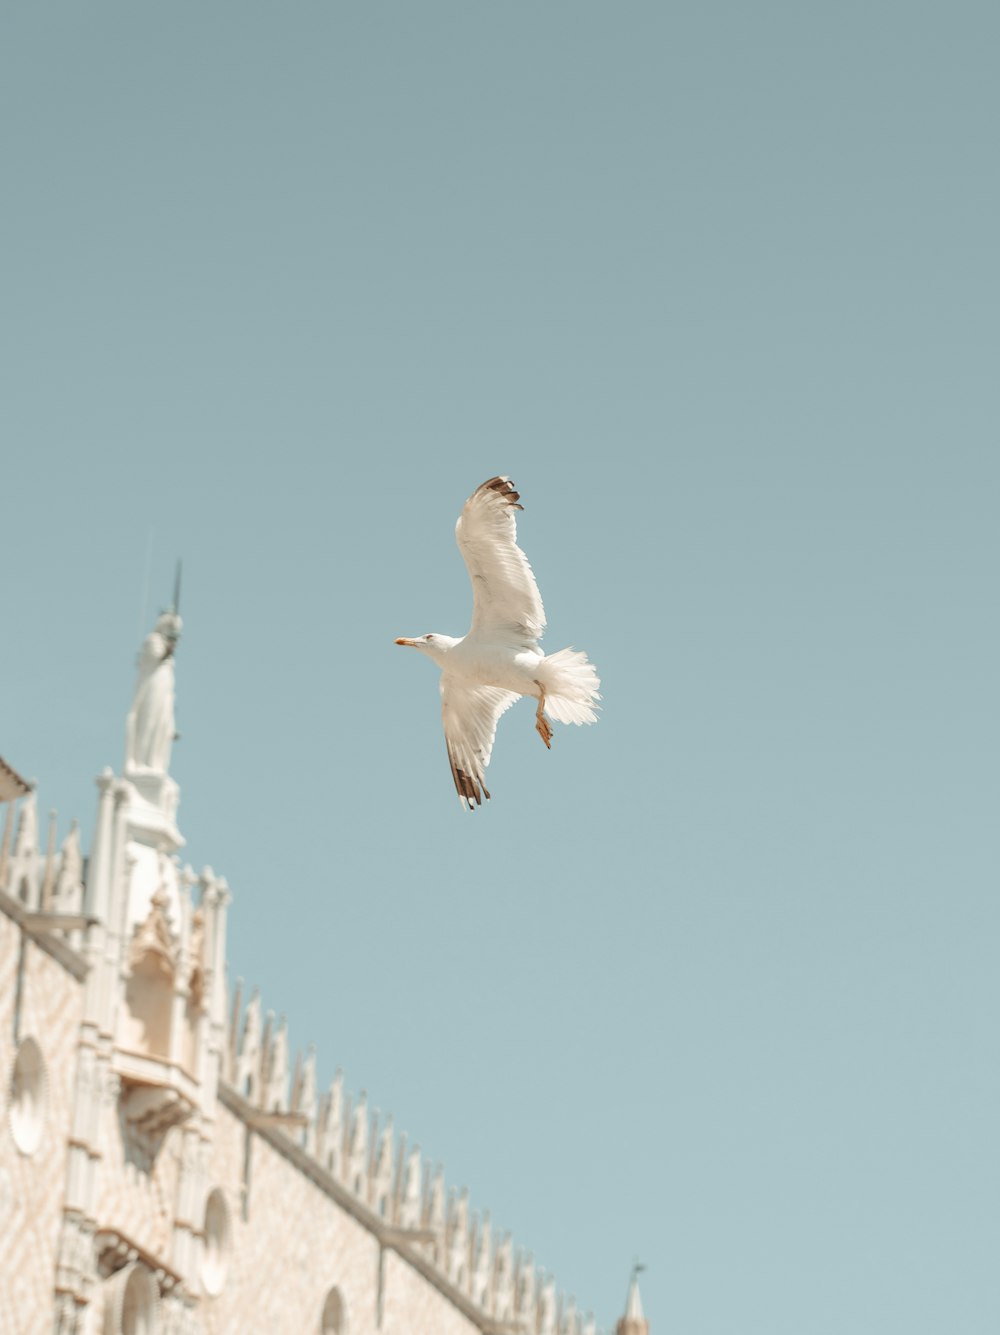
[126,612,181,773]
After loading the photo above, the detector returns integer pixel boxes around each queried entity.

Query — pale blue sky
[3,4,998,1331]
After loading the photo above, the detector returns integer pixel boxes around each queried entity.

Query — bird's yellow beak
[395,637,417,646]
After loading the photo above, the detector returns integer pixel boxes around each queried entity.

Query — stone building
[0,615,650,1334]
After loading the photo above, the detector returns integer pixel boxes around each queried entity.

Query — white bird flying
[395,475,601,809]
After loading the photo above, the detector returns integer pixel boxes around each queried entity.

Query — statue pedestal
[121,770,184,851]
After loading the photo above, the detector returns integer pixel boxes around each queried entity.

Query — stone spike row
[0,789,87,927]
[226,982,599,1335]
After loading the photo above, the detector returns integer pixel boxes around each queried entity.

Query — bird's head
[394,633,458,666]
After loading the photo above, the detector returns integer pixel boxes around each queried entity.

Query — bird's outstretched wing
[441,680,519,809]
[456,476,546,641]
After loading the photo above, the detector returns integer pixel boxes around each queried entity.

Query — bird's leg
[533,681,553,750]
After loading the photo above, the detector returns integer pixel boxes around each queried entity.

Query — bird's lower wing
[441,681,519,809]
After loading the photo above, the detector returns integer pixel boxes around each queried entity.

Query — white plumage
[395,476,601,809]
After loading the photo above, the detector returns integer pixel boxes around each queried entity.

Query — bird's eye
[424,635,432,641]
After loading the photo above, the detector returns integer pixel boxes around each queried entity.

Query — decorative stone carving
[120,1083,195,1166]
[55,1213,97,1313]
[187,907,205,1009]
[128,886,177,980]
[160,1290,200,1335]
[9,1036,48,1156]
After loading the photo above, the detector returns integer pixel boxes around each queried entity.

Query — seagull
[395,475,601,809]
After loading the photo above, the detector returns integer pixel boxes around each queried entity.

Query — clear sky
[3,3,998,1331]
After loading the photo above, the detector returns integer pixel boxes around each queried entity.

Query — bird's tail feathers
[541,648,601,725]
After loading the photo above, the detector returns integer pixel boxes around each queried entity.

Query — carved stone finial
[8,789,39,906]
[371,1114,394,1216]
[539,1275,558,1335]
[493,1235,514,1319]
[425,1163,446,1266]
[40,808,58,910]
[446,1188,470,1287]
[295,1046,318,1153]
[263,1017,289,1113]
[515,1252,536,1320]
[346,1091,370,1196]
[471,1211,492,1308]
[561,1294,580,1335]
[398,1143,423,1228]
[53,819,84,916]
[236,989,262,1101]
[317,1071,344,1178]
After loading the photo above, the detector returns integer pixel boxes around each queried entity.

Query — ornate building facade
[0,617,649,1335]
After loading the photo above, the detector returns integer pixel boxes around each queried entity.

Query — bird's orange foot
[535,712,553,749]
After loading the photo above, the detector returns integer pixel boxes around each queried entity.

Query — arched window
[103,1261,159,1335]
[9,1036,47,1156]
[321,1287,348,1334]
[201,1188,232,1296]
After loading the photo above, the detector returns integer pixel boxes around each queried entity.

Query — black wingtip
[449,750,491,810]
[478,475,524,511]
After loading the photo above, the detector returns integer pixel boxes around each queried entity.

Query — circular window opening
[9,1036,47,1156]
[104,1261,159,1335]
[202,1188,232,1296]
[321,1287,347,1334]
